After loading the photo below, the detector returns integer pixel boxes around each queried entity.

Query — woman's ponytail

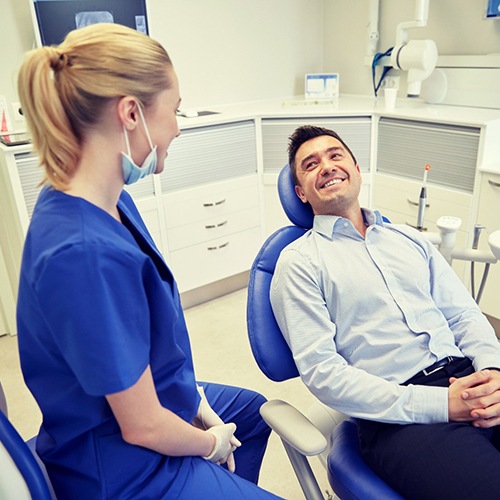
[18,46,79,189]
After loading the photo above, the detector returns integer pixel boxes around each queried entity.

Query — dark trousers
[357,358,500,500]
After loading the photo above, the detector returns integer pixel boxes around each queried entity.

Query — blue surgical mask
[121,104,158,185]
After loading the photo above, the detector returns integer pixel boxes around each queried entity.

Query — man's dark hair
[287,125,358,185]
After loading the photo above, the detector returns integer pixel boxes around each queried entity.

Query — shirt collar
[312,208,385,238]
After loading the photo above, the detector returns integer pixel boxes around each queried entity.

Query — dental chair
[0,381,55,499]
[247,164,403,499]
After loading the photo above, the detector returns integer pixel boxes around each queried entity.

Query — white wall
[0,0,324,115]
[323,0,500,96]
[2,0,500,114]
[0,0,35,111]
[147,0,324,108]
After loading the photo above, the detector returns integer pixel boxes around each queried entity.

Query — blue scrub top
[17,187,200,498]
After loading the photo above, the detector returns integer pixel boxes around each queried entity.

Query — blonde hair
[17,23,172,189]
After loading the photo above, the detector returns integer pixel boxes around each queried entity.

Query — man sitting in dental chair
[270,125,500,500]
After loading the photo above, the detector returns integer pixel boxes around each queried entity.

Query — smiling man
[270,125,500,499]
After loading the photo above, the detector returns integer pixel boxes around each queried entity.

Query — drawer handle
[488,179,500,188]
[207,241,230,251]
[205,220,228,229]
[203,199,226,207]
[407,198,430,208]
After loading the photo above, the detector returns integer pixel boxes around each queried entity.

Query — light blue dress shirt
[270,209,500,425]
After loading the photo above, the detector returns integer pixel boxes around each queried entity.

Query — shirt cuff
[410,385,449,423]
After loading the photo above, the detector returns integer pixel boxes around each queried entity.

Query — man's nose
[319,159,335,175]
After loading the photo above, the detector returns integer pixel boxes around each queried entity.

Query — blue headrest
[278,164,314,229]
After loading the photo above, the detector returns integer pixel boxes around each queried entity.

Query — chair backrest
[0,381,52,500]
[247,164,313,381]
[0,410,53,500]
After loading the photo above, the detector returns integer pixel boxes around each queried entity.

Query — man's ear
[295,184,308,204]
[117,96,139,131]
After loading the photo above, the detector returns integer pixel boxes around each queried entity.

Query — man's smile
[321,177,345,189]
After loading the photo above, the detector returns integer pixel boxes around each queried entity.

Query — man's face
[294,135,362,216]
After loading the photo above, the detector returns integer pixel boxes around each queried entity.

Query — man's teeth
[324,178,343,187]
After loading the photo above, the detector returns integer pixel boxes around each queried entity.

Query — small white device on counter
[305,73,339,100]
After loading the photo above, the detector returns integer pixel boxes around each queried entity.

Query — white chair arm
[260,399,327,456]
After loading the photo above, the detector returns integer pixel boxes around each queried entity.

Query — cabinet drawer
[167,207,260,251]
[164,176,259,229]
[373,174,472,227]
[169,227,262,292]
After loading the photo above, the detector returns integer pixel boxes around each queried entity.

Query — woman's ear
[117,96,139,131]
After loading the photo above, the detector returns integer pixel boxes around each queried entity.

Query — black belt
[420,356,461,377]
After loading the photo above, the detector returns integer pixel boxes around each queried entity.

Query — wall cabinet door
[374,118,481,283]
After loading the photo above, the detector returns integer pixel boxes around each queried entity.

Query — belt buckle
[422,356,453,376]
[422,365,444,376]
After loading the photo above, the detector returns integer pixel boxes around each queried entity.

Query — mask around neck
[121,104,158,185]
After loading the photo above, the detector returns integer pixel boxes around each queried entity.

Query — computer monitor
[29,0,149,47]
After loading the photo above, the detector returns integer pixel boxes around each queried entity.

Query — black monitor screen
[32,0,149,46]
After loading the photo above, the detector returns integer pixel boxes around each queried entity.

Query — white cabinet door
[373,173,472,280]
[0,243,15,335]
[475,173,500,318]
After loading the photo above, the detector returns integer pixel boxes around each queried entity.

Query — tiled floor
[0,287,331,499]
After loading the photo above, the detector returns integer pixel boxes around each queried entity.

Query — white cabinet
[163,176,261,292]
[0,147,38,335]
[475,172,500,318]
[159,119,260,292]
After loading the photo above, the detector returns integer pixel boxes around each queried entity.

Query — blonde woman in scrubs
[16,23,280,499]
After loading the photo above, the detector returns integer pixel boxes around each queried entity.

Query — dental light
[390,39,438,98]
[389,0,438,97]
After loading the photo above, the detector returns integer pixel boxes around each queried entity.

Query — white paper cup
[384,88,398,110]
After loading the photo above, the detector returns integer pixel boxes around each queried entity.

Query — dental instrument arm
[389,0,438,97]
[417,164,431,231]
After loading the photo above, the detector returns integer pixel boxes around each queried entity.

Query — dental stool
[247,164,403,499]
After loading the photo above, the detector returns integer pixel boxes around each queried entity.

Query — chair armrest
[260,400,327,456]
